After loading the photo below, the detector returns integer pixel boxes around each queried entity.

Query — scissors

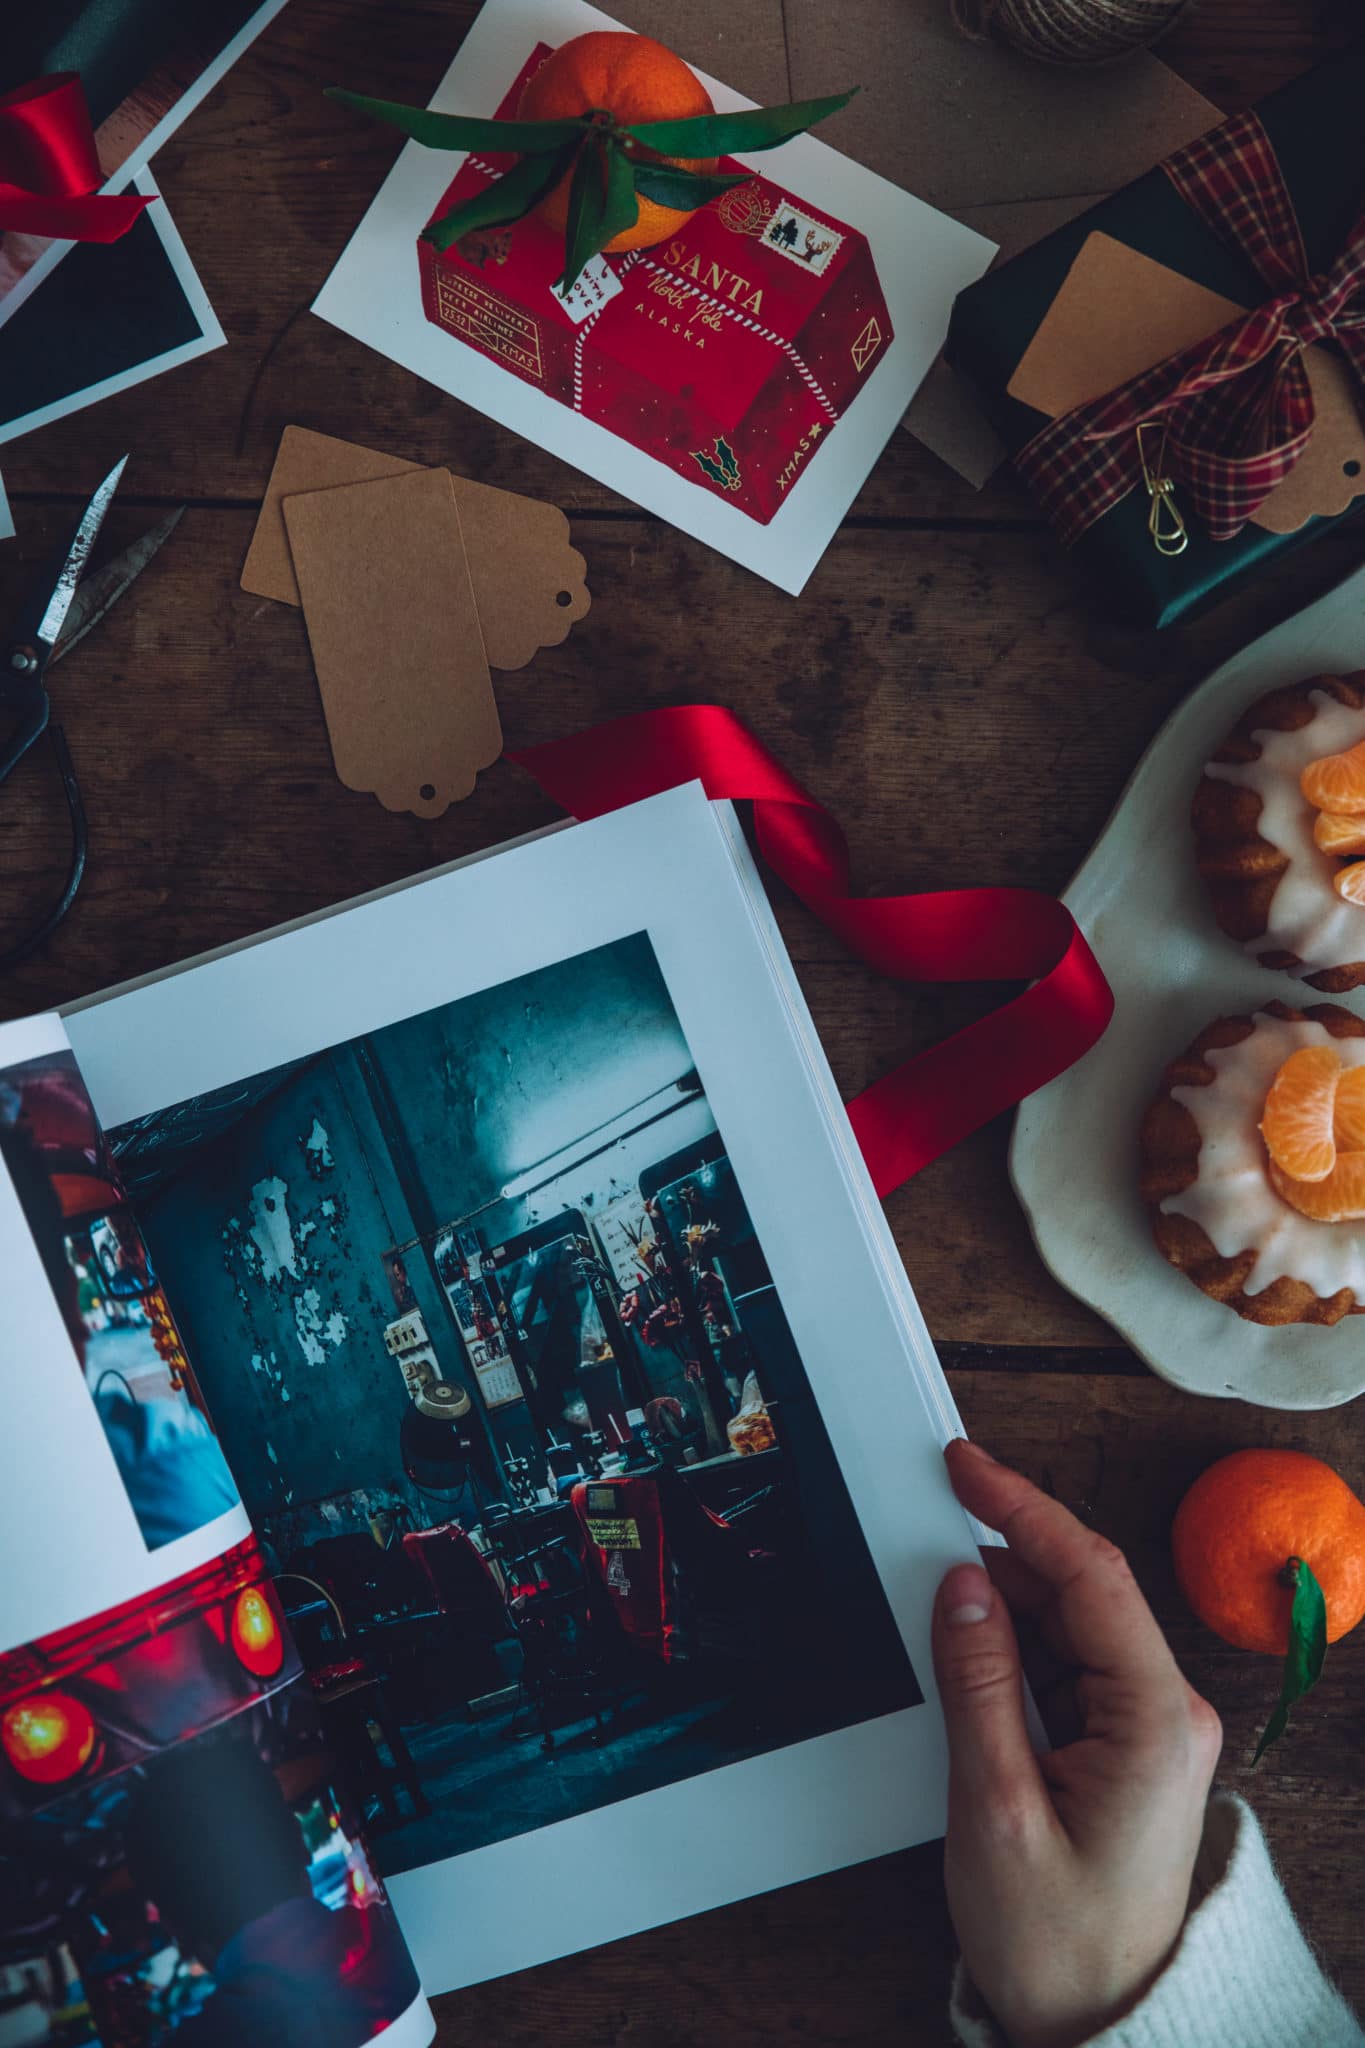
[0,457,182,975]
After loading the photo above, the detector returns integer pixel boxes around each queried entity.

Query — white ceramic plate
[1010,563,1365,1411]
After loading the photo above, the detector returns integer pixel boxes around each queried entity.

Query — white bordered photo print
[40,784,989,1992]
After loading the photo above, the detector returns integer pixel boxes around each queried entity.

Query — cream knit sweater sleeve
[950,1793,1364,2048]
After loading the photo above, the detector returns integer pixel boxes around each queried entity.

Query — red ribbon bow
[1017,111,1365,547]
[511,706,1113,1198]
[0,75,151,242]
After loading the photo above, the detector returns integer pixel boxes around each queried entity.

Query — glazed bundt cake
[1140,1001,1365,1326]
[1192,670,1365,991]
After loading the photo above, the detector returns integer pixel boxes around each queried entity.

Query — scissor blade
[52,506,184,666]
[35,454,128,649]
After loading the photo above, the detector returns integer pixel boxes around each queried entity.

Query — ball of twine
[950,0,1193,67]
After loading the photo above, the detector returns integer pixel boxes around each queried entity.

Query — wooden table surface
[3,2,1363,2038]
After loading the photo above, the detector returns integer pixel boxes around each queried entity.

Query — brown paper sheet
[283,470,502,818]
[780,0,1220,485]
[1007,231,1365,535]
[242,426,590,670]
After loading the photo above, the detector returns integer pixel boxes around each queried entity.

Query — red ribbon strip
[0,76,151,241]
[511,706,1113,1197]
[1017,110,1365,547]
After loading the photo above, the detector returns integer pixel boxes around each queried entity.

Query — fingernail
[946,1437,996,1465]
[941,1562,992,1626]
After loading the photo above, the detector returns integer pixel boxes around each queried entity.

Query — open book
[0,784,986,2042]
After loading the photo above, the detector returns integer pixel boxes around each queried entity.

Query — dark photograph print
[108,933,920,1878]
[0,1053,239,1550]
[0,0,283,307]
[0,1537,421,2046]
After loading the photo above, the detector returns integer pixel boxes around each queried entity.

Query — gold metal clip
[1136,421,1188,557]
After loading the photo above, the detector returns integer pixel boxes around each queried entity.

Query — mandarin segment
[1259,1043,1341,1182]
[1301,736,1365,816]
[1313,810,1365,856]
[1332,861,1365,905]
[1172,1449,1365,1656]
[1269,1150,1365,1221]
[1334,1066,1365,1149]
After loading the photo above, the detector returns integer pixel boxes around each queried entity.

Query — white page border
[0,1014,252,1649]
[312,0,995,594]
[66,784,980,1989]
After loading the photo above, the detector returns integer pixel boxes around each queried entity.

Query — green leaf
[556,136,608,296]
[420,141,579,252]
[327,87,585,154]
[1252,1557,1327,1765]
[629,163,753,209]
[621,89,858,160]
[602,134,641,244]
[554,136,639,296]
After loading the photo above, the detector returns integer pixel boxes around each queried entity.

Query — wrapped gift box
[417,47,894,526]
[945,52,1365,628]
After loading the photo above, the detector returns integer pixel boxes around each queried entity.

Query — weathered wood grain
[3,509,1360,1342]
[1,3,1360,2042]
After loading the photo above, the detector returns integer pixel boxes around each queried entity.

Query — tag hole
[420,783,436,802]
[555,590,573,607]
[1345,460,1361,478]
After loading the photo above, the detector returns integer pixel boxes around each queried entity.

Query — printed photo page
[0,1013,436,2047]
[52,783,986,1992]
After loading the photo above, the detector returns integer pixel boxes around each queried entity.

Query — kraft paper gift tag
[1007,232,1365,536]
[283,469,502,818]
[243,425,590,669]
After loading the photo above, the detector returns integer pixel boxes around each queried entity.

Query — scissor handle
[0,644,51,781]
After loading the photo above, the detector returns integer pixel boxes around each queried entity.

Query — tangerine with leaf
[329,39,856,295]
[517,32,717,253]
[1172,1449,1365,1760]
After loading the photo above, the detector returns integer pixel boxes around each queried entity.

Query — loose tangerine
[1313,810,1365,857]
[1269,1151,1365,1221]
[1301,737,1365,816]
[1259,1043,1340,1183]
[1333,861,1365,906]
[517,32,716,255]
[1335,1066,1365,1149]
[1172,1449,1365,1656]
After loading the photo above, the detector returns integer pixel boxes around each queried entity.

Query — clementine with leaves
[518,32,716,253]
[329,44,854,296]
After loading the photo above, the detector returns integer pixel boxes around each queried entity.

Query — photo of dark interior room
[108,934,920,1877]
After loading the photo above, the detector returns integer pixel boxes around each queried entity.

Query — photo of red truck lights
[0,1537,299,1816]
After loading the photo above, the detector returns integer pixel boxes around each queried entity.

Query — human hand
[931,1438,1223,2048]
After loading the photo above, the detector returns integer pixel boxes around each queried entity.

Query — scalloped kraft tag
[283,469,502,819]
[242,425,590,667]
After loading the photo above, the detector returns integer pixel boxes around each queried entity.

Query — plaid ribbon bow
[1016,110,1365,547]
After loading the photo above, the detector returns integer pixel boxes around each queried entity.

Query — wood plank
[1164,0,1358,107]
[4,0,1335,515]
[5,510,1361,1342]
[4,5,1362,2039]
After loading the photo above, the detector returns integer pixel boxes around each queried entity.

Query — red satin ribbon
[510,706,1114,1197]
[0,75,151,241]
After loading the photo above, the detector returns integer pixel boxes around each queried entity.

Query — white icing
[1205,691,1365,970]
[1165,1012,1365,1297]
